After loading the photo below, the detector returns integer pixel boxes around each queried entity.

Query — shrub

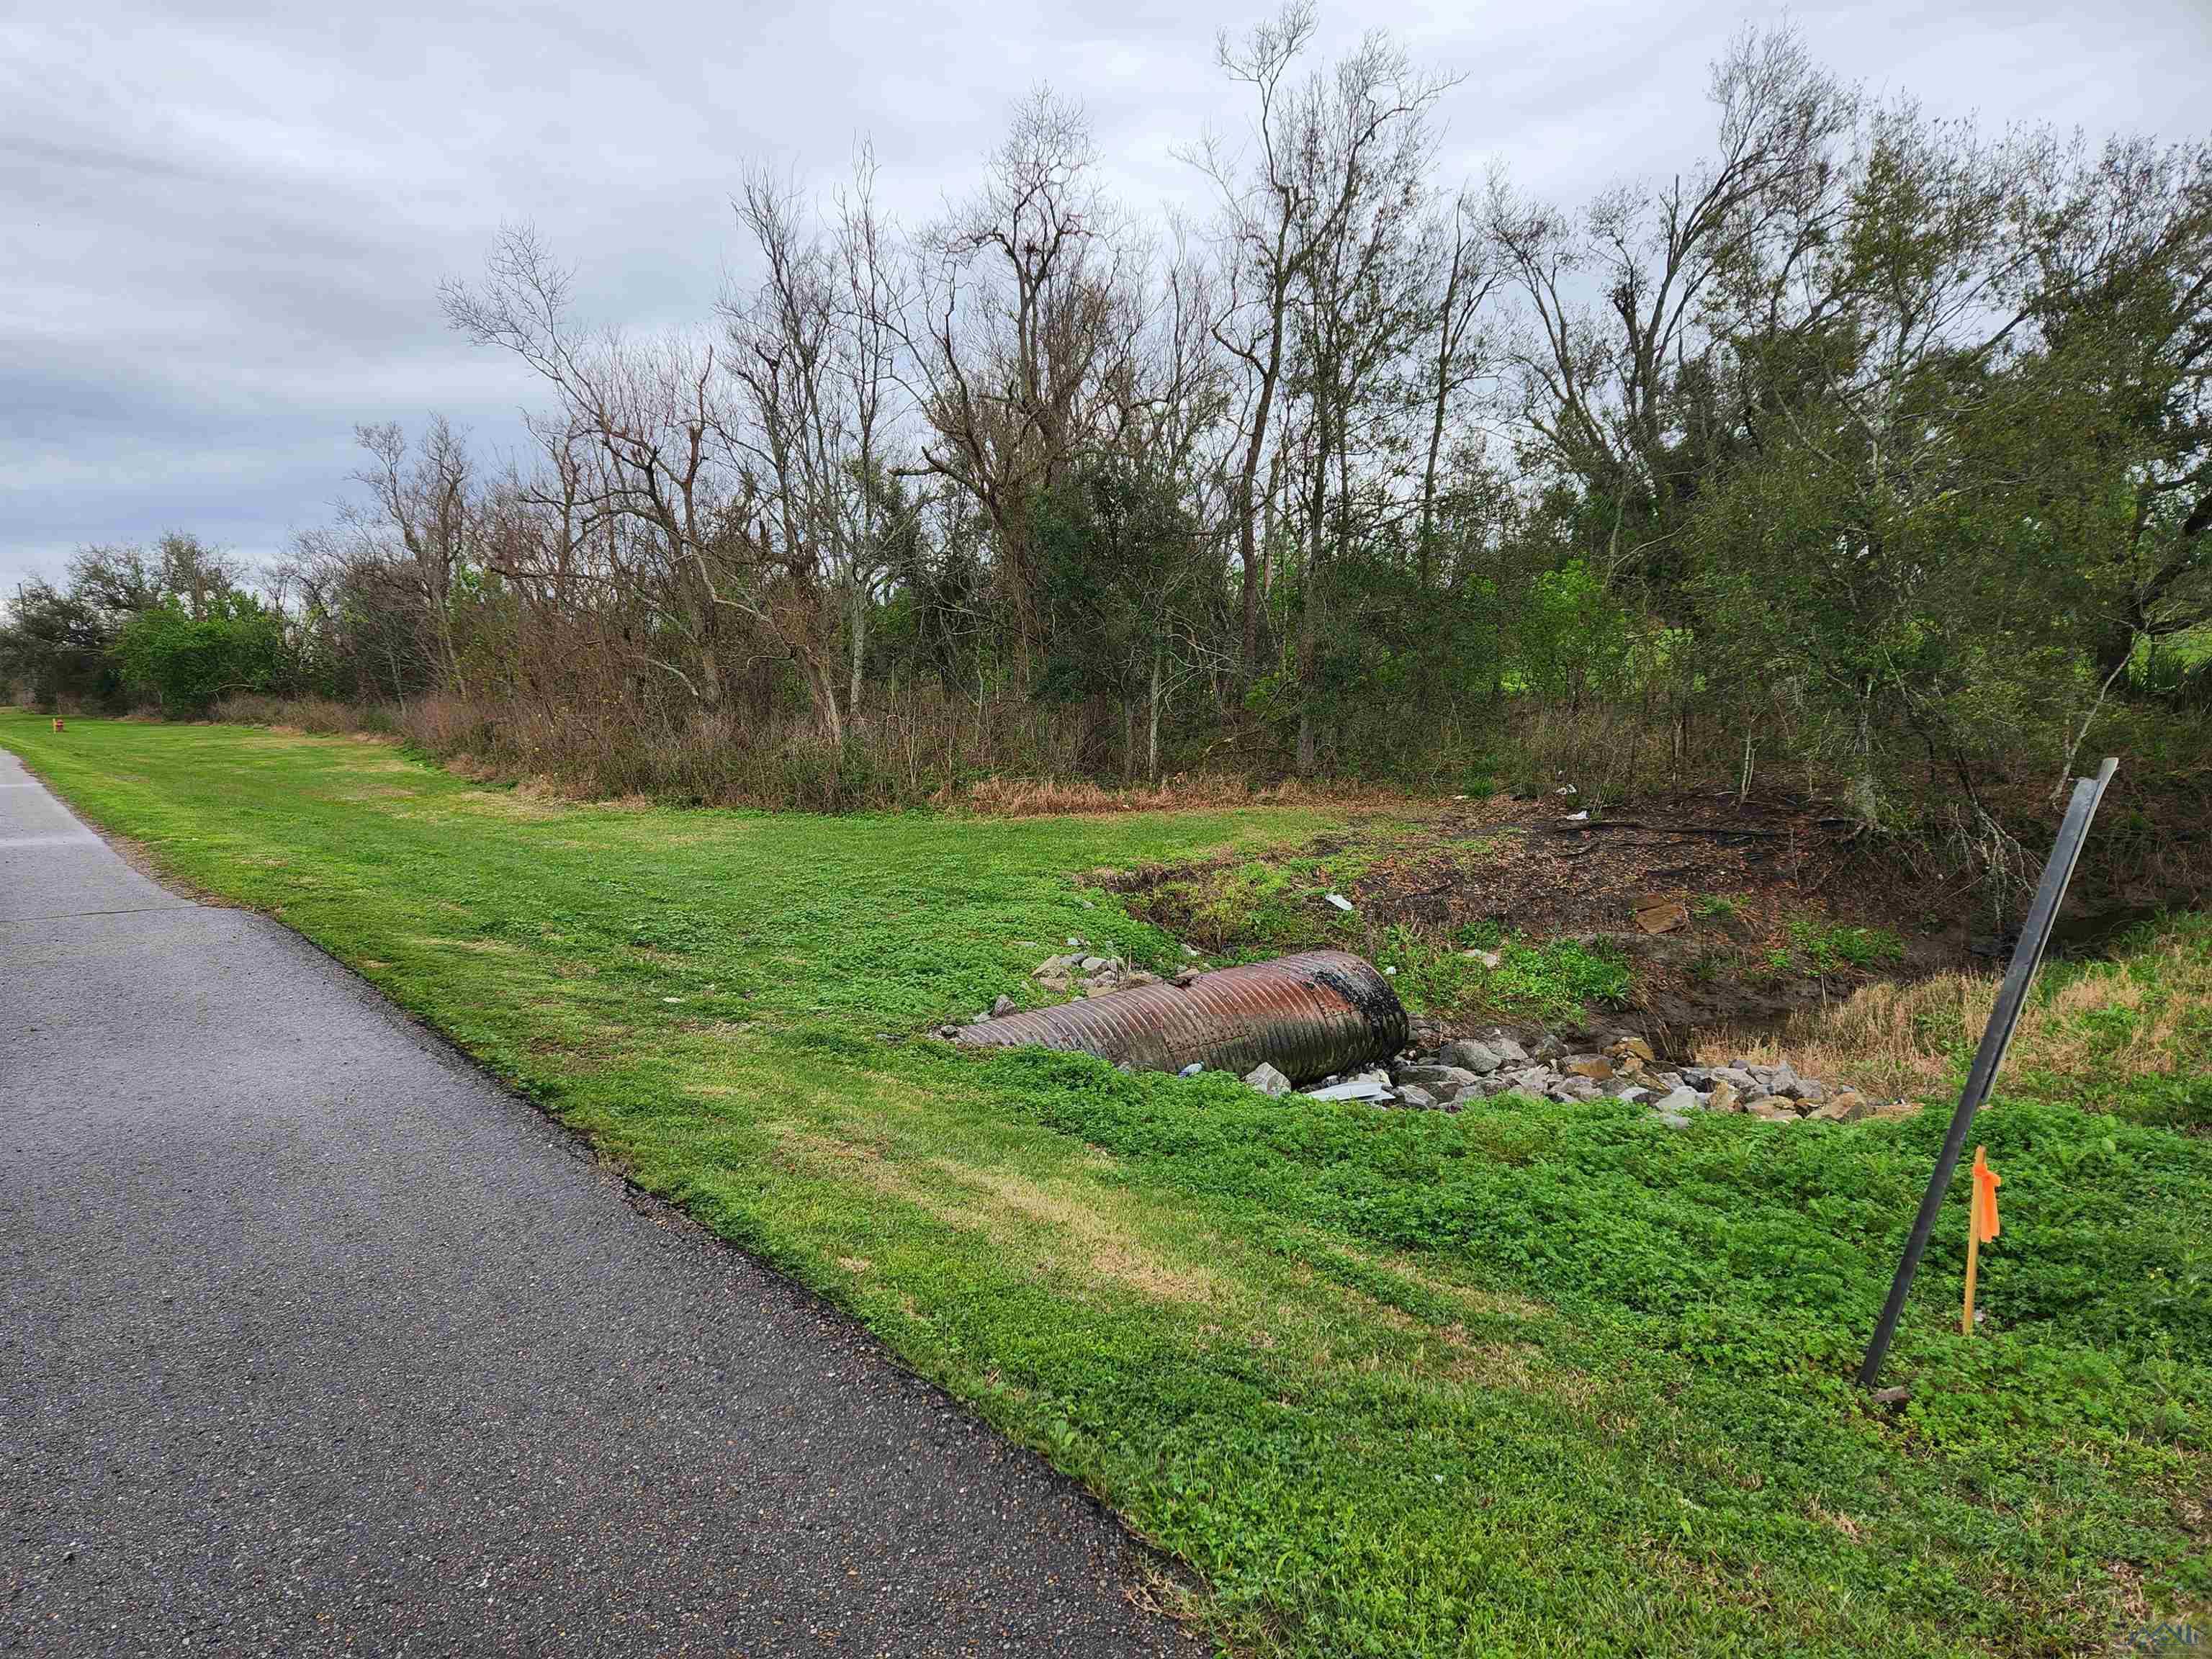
[116,596,288,716]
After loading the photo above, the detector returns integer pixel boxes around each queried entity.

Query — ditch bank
[1088,791,2182,1115]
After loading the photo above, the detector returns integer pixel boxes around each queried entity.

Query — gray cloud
[4,0,2206,593]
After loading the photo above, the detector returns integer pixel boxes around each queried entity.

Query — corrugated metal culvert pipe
[951,950,1406,1084]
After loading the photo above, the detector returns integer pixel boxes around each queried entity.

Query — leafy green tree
[1,534,245,709]
[0,578,119,708]
[1032,459,1221,779]
[116,594,289,716]
[1686,109,2211,833]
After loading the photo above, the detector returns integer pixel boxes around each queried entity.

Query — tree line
[7,11,2208,866]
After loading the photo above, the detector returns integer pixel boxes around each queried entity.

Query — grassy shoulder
[7,711,2208,1657]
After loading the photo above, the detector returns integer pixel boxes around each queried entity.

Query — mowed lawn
[6,712,2208,1658]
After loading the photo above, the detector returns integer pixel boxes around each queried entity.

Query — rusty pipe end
[952,950,1406,1084]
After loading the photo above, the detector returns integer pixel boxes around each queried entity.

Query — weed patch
[1786,917,1908,975]
[1462,926,1635,1022]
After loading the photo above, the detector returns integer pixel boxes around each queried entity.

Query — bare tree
[831,147,911,719]
[721,156,914,742]
[905,89,1143,670]
[725,168,855,739]
[353,418,475,693]
[444,225,773,715]
[1189,0,1320,678]
[1277,26,1457,772]
[1416,186,1502,588]
[1491,24,1853,591]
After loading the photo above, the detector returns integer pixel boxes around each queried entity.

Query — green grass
[1455,924,1635,1025]
[1786,917,1910,976]
[6,711,2209,1656]
[1144,854,1359,956]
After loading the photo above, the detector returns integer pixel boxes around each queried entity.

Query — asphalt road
[0,746,1200,1657]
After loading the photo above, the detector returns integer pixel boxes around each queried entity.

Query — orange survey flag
[1971,1146,2001,1244]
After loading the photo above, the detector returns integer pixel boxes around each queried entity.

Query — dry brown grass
[210,693,403,736]
[209,685,1437,819]
[943,772,1397,818]
[380,686,1117,814]
[763,1121,1226,1306]
[1696,977,1974,1101]
[1696,916,2211,1104]
[931,1160,1228,1305]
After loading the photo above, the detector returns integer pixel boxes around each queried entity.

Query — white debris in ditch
[1305,1078,1395,1104]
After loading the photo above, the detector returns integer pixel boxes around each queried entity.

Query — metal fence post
[1855,757,2118,1390]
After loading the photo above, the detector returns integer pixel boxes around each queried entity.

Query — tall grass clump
[1698,914,2212,1122]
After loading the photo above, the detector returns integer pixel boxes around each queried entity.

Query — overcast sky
[4,0,2207,594]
